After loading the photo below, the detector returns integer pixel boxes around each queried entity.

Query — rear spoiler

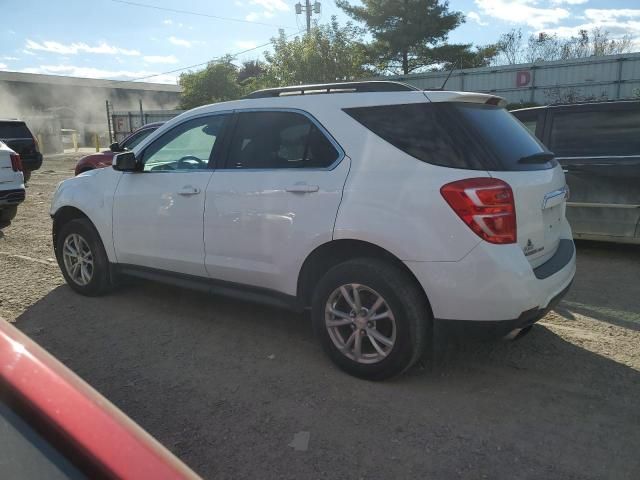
[423,91,508,108]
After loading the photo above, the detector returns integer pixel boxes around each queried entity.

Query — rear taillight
[440,178,517,244]
[10,153,23,172]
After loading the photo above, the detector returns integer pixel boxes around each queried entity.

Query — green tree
[178,56,243,110]
[237,60,266,83]
[263,18,370,85]
[336,0,494,74]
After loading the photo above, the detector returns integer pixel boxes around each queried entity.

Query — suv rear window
[344,103,550,171]
[0,122,33,139]
[549,107,640,157]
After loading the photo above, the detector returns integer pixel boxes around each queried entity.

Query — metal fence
[386,52,640,105]
[111,110,184,142]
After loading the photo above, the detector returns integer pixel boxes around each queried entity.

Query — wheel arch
[52,206,100,257]
[297,239,430,309]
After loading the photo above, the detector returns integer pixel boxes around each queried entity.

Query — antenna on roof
[439,58,460,91]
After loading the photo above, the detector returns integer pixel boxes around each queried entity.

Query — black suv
[0,120,43,183]
[512,100,640,244]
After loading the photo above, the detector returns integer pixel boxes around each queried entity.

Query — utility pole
[295,1,321,34]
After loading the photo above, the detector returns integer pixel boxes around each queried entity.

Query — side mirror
[109,142,123,152]
[113,152,139,172]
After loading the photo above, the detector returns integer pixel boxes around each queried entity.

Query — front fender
[51,169,121,262]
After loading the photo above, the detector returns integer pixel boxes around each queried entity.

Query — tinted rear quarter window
[549,106,640,157]
[344,103,548,171]
[0,122,33,139]
[454,104,550,170]
[344,103,486,169]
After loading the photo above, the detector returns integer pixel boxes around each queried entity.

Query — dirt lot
[1,153,639,479]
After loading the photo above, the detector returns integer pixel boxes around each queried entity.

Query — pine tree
[336,0,494,74]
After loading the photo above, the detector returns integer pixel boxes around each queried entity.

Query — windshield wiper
[518,151,555,164]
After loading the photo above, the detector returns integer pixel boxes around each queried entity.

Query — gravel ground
[1,153,639,479]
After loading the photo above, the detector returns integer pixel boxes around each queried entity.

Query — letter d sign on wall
[516,70,531,87]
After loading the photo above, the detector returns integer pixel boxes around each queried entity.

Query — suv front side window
[226,111,339,169]
[141,115,227,172]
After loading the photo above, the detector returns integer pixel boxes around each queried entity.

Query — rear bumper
[405,227,576,324]
[0,189,26,206]
[21,153,43,171]
[435,281,572,338]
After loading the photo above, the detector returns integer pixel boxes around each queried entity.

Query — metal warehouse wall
[386,52,640,105]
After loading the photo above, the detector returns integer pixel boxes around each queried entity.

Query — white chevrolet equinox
[51,81,576,380]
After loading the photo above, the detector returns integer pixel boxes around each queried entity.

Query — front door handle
[285,184,319,193]
[178,185,201,196]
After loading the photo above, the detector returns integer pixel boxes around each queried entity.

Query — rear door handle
[285,184,319,193]
[178,185,201,196]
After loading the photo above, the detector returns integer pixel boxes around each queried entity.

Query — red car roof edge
[0,319,201,480]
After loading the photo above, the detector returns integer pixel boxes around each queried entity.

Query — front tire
[312,259,431,380]
[55,218,114,296]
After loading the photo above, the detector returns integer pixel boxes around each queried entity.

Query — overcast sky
[1,0,639,84]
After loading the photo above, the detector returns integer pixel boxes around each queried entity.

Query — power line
[105,30,303,83]
[111,0,295,29]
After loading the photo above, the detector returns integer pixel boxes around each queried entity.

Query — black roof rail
[244,81,419,99]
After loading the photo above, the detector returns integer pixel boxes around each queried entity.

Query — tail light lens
[10,153,23,172]
[440,178,517,244]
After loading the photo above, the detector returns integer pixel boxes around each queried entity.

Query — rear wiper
[519,151,555,164]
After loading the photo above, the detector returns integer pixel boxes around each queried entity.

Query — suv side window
[141,115,227,172]
[549,107,640,157]
[226,111,339,169]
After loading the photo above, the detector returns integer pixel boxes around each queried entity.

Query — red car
[0,319,200,480]
[74,122,163,175]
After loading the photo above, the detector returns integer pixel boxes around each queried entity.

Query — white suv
[0,140,25,228]
[51,81,576,379]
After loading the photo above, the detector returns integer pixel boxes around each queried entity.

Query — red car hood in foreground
[0,319,200,480]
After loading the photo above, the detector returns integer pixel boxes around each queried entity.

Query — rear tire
[22,170,31,184]
[55,218,114,296]
[312,258,431,380]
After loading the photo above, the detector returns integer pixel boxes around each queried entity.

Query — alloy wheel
[62,233,94,286]
[325,283,397,364]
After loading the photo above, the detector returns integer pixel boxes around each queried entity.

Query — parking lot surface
[1,154,639,479]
